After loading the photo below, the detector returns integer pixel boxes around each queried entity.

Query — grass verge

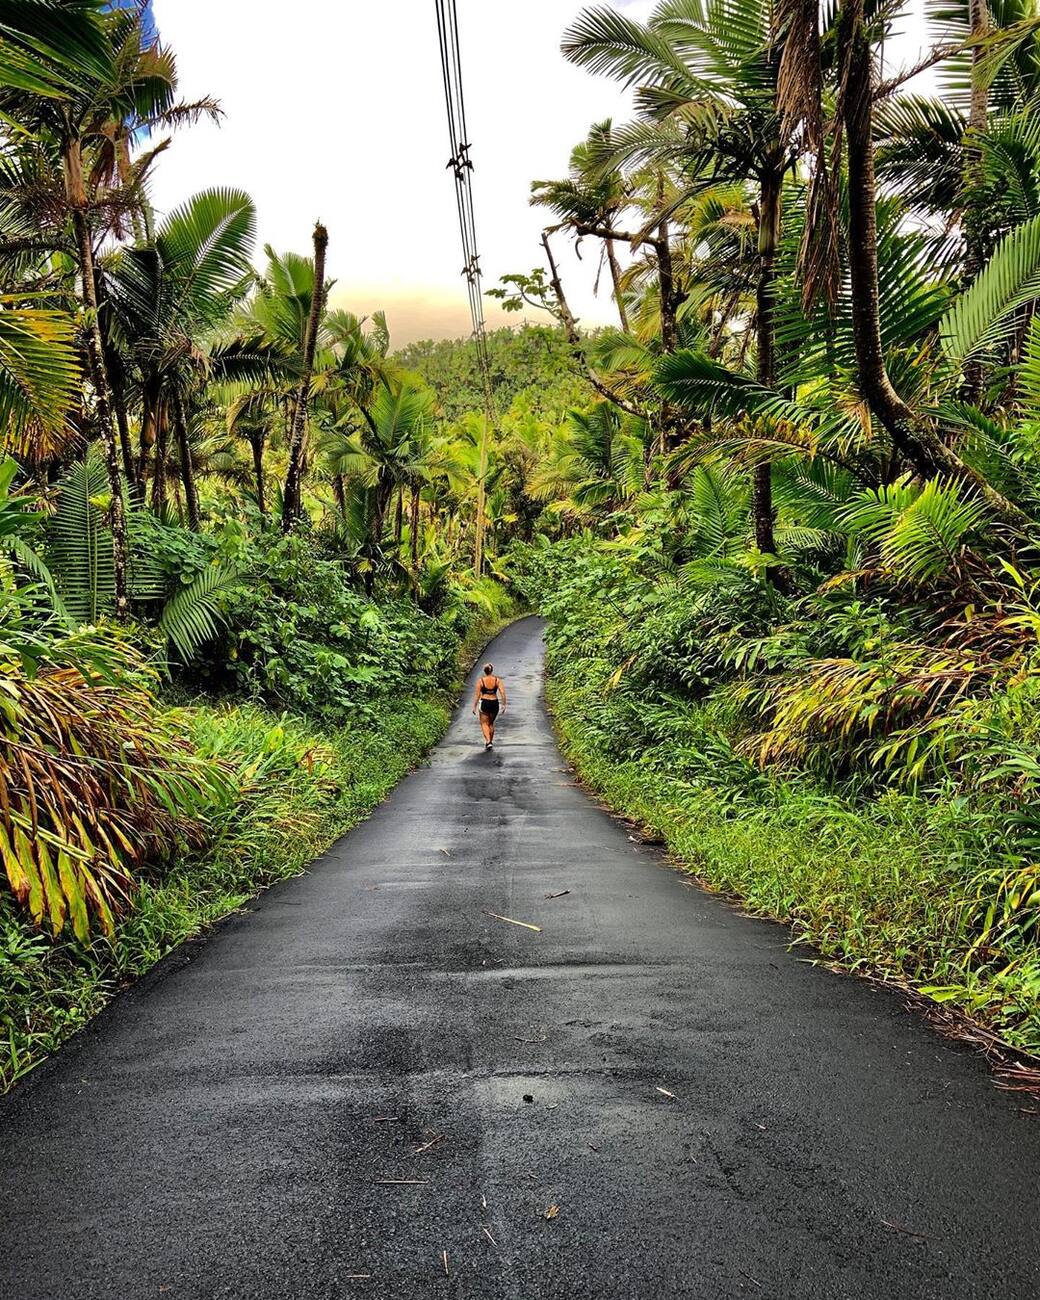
[545,669,1040,1067]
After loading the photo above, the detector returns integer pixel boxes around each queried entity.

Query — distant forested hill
[395,324,586,423]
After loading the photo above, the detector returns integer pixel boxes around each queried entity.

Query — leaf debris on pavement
[413,1134,445,1155]
[544,890,570,899]
[543,1204,560,1220]
[656,1087,677,1099]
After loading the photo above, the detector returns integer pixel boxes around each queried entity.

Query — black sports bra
[479,676,499,699]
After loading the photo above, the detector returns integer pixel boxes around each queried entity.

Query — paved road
[2,616,1039,1299]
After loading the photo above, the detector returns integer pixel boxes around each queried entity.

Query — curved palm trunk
[540,231,643,417]
[65,137,130,618]
[606,239,629,332]
[283,222,329,530]
[172,391,200,531]
[838,0,1030,532]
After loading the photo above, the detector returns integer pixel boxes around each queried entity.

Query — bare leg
[479,711,492,745]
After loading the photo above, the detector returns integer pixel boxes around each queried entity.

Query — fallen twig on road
[880,1219,931,1241]
[545,890,570,899]
[487,911,542,932]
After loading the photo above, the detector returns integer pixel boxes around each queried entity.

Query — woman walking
[472,662,506,750]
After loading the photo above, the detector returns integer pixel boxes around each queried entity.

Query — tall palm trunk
[172,391,200,531]
[964,0,992,283]
[250,433,267,519]
[410,483,421,567]
[64,135,130,618]
[754,165,782,563]
[838,0,1030,532]
[138,375,161,487]
[394,484,404,545]
[112,380,136,494]
[962,0,992,401]
[283,222,329,530]
[331,472,345,515]
[151,400,169,515]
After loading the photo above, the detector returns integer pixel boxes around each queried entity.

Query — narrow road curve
[2,617,1039,1299]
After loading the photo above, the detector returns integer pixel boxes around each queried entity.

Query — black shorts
[479,699,499,720]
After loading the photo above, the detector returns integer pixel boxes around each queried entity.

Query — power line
[434,0,494,576]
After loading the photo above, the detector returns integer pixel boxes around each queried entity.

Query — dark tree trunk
[65,137,130,618]
[394,485,404,545]
[540,231,644,416]
[250,432,267,518]
[283,222,329,530]
[411,483,421,567]
[151,399,168,515]
[838,0,1031,532]
[332,471,345,515]
[961,0,992,401]
[372,478,391,544]
[754,164,782,569]
[172,391,200,531]
[138,376,161,487]
[112,379,136,496]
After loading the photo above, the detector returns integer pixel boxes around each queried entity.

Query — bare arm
[498,679,507,712]
[472,680,481,712]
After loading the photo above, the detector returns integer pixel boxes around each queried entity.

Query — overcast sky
[148,0,932,348]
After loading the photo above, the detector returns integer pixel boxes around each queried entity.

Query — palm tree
[561,0,798,563]
[106,187,257,520]
[283,222,329,529]
[0,0,219,611]
[532,120,635,331]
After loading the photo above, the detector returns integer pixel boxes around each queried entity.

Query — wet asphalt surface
[2,615,1040,1299]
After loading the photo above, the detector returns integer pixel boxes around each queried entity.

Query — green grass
[0,610,518,1093]
[546,671,1040,1058]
